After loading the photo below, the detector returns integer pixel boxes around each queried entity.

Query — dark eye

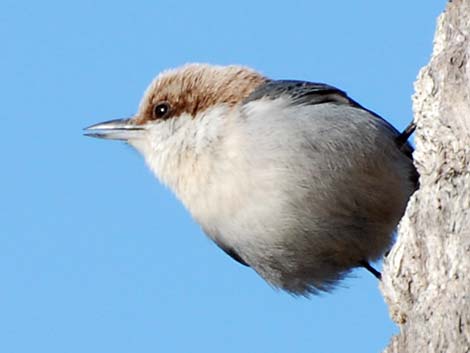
[153,102,171,120]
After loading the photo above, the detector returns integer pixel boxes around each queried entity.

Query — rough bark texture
[381,1,470,352]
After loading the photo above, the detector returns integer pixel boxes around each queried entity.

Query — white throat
[130,105,233,210]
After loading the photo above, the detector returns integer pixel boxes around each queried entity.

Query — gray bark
[381,1,470,352]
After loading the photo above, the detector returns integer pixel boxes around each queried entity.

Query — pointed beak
[83,118,144,141]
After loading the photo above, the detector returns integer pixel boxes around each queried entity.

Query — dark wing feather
[244,80,353,106]
[244,79,418,186]
[244,79,415,157]
[214,240,249,267]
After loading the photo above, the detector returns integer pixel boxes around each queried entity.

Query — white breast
[132,97,415,294]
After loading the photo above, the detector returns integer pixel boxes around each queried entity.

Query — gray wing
[245,79,386,120]
[244,80,415,160]
[244,80,356,107]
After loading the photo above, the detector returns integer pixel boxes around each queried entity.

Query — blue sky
[1,1,444,352]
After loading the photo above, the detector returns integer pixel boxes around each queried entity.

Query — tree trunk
[381,1,470,352]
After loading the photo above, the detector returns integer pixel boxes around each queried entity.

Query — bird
[85,63,417,295]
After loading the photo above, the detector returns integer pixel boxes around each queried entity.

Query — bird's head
[85,63,266,191]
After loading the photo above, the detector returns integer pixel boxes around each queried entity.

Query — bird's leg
[396,121,416,147]
[359,260,382,280]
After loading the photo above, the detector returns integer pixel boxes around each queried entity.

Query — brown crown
[134,64,267,124]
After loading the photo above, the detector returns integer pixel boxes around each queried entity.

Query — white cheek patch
[128,106,231,193]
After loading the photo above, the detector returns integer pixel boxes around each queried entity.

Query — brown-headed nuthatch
[85,64,417,295]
